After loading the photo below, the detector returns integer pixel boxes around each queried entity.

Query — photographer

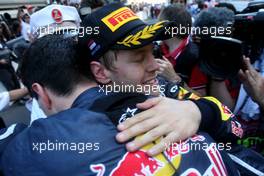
[0,21,20,91]
[232,8,264,122]
[228,5,264,155]
[192,7,237,110]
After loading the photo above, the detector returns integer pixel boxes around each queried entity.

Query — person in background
[192,7,237,109]
[26,5,35,15]
[16,7,25,22]
[0,21,12,42]
[157,4,201,95]
[236,56,264,155]
[12,20,22,38]
[21,13,31,42]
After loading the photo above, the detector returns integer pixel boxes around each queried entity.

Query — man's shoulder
[1,108,120,174]
[31,108,112,133]
[4,108,113,148]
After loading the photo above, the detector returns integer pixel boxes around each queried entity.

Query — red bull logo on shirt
[109,135,183,176]
[110,150,163,176]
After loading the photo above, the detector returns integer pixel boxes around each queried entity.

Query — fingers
[245,70,256,86]
[238,69,247,83]
[158,67,164,73]
[156,71,162,75]
[136,97,163,110]
[157,59,166,72]
[156,59,166,64]
[117,109,155,131]
[156,58,170,66]
[240,57,259,82]
[125,124,168,152]
[243,57,258,78]
[162,56,170,62]
[116,114,159,143]
[157,62,167,69]
[147,132,180,156]
[243,57,253,72]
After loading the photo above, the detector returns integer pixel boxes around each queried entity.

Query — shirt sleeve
[161,79,243,143]
[0,92,10,111]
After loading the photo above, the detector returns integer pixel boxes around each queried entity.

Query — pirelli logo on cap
[101,7,139,32]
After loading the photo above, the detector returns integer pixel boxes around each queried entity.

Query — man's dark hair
[194,7,234,28]
[21,35,86,97]
[194,7,234,38]
[81,0,105,9]
[158,4,191,39]
[215,3,237,14]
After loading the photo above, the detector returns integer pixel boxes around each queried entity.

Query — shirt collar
[71,86,106,109]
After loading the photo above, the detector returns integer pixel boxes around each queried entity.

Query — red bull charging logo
[110,150,163,176]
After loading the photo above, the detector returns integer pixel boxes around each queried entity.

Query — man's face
[106,44,160,95]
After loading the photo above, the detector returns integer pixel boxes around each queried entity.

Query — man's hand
[156,57,182,83]
[239,57,264,108]
[116,97,201,156]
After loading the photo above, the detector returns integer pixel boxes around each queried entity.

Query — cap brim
[111,20,176,50]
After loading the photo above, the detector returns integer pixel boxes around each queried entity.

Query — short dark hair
[194,7,234,28]
[21,35,85,97]
[81,0,105,9]
[215,3,237,14]
[158,4,191,39]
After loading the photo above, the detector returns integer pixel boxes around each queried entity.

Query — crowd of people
[0,0,263,175]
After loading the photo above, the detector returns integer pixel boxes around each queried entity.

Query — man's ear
[90,61,111,84]
[31,83,52,111]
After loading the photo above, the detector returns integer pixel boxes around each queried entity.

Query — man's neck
[52,81,98,113]
[164,38,183,53]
